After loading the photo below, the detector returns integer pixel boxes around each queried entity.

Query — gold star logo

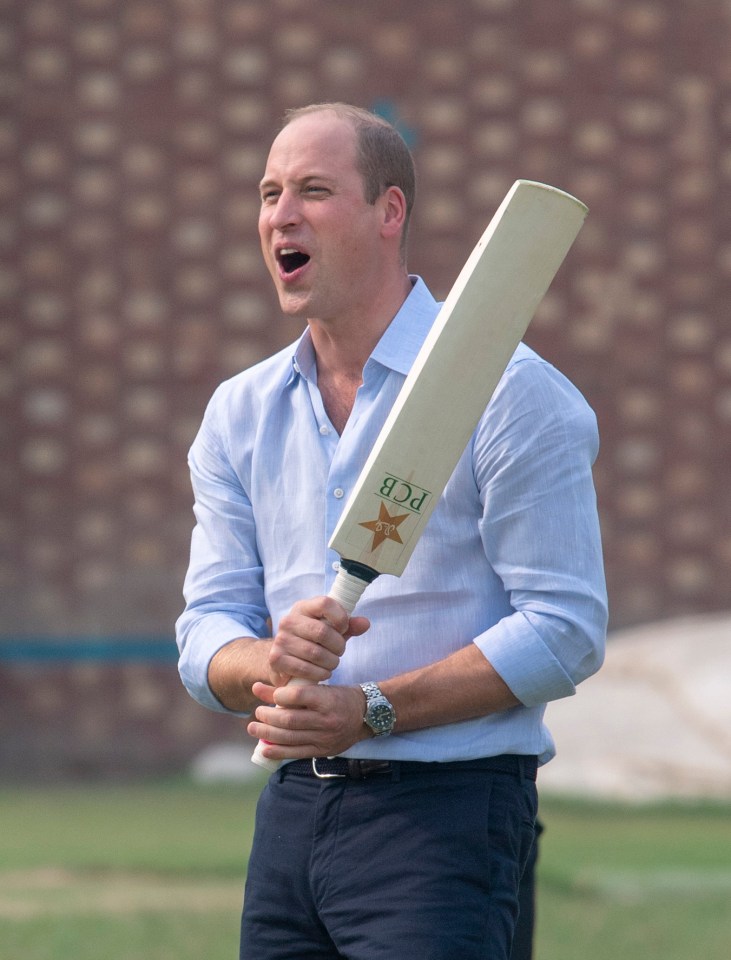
[359,503,410,550]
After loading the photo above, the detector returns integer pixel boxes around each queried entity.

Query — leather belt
[289,757,394,780]
[281,754,538,781]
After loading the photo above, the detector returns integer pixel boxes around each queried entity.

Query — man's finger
[344,615,370,640]
[251,681,277,704]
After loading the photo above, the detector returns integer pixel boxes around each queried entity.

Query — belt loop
[390,760,401,783]
[519,756,537,783]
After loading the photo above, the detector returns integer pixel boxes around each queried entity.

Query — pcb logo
[358,474,432,551]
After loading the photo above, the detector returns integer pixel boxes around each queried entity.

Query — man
[176,103,607,960]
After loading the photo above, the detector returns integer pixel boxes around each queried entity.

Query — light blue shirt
[176,277,607,764]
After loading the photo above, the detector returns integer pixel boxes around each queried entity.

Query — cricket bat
[251,179,588,770]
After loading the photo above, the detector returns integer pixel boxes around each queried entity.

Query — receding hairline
[281,102,395,133]
[277,102,416,260]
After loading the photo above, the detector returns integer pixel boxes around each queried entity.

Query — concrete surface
[540,613,731,801]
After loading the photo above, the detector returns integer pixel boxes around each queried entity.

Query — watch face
[367,699,394,734]
[361,683,395,736]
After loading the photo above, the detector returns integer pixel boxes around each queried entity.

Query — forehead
[262,112,360,182]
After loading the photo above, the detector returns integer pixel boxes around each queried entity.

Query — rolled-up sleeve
[472,356,608,706]
[175,388,269,714]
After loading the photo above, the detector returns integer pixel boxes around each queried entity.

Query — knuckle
[280,711,298,731]
[310,620,331,646]
[277,611,296,632]
[323,604,347,633]
[322,714,340,735]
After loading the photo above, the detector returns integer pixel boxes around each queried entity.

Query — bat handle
[325,562,373,615]
[250,563,377,771]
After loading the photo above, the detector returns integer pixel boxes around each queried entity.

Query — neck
[309,271,412,433]
[309,272,412,377]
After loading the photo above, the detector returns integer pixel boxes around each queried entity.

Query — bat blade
[329,179,588,579]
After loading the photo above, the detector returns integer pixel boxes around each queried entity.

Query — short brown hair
[282,103,416,258]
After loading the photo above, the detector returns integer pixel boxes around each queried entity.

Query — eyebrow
[258,174,336,193]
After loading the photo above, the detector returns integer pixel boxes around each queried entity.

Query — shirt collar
[289,329,316,385]
[369,276,441,376]
[286,276,440,385]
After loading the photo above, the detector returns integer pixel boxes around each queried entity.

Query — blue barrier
[0,637,178,663]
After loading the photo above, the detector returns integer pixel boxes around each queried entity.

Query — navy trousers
[510,817,543,960]
[240,755,538,960]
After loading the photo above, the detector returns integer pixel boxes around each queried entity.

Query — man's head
[259,104,414,324]
[281,103,416,259]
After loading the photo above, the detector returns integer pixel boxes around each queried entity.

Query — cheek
[258,207,273,241]
[258,222,275,269]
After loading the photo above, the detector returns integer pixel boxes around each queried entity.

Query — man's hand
[268,596,370,687]
[247,596,371,760]
[247,681,370,760]
[207,596,369,713]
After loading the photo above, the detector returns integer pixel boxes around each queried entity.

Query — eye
[260,188,280,204]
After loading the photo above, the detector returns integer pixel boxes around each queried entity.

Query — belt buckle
[311,757,346,779]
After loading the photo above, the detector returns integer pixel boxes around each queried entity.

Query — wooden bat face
[329,180,588,579]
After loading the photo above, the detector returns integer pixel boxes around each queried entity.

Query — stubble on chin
[276,286,312,318]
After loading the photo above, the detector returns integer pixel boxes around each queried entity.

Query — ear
[379,185,407,242]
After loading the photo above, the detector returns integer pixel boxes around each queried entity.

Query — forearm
[207,636,273,713]
[248,641,520,762]
[380,643,520,733]
[207,594,365,714]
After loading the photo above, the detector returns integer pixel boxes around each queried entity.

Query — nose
[267,189,301,231]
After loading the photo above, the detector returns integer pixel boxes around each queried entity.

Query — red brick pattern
[3,4,730,649]
[0,660,235,780]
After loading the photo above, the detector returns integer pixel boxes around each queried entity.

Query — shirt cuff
[473,611,576,707]
[178,613,257,716]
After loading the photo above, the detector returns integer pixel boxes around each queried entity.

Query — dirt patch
[0,867,243,920]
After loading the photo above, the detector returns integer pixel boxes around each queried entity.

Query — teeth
[280,248,298,256]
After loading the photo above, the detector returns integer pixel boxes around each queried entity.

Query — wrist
[351,685,376,741]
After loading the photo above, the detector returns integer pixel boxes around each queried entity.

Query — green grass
[0,778,266,960]
[0,782,729,960]
[535,795,731,959]
[0,778,266,874]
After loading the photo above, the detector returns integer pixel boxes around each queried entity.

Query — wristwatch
[359,682,396,737]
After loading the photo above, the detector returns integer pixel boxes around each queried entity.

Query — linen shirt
[176,277,607,764]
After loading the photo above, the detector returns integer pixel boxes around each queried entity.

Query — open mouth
[278,248,310,275]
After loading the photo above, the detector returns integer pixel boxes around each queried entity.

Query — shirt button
[319,425,330,435]
[333,488,344,499]
[332,560,340,572]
